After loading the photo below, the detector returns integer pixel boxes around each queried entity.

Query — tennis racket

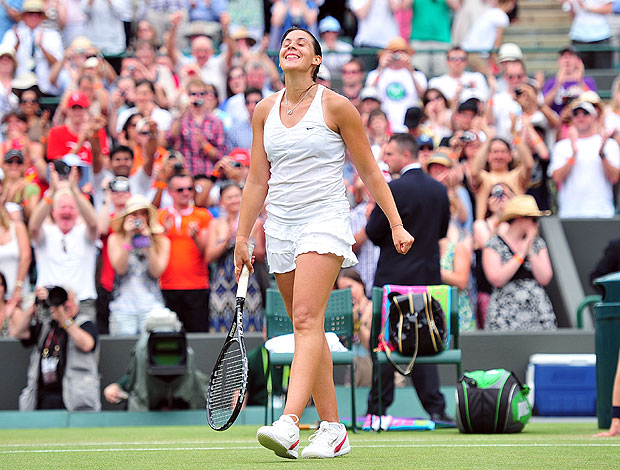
[207,244,254,431]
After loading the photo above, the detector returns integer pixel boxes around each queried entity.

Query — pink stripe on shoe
[289,440,299,450]
[334,433,348,453]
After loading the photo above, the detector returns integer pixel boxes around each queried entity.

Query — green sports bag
[456,369,532,434]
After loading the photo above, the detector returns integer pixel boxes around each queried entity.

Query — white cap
[459,88,485,104]
[498,43,523,63]
[360,86,381,102]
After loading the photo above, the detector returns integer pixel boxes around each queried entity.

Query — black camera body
[43,286,68,308]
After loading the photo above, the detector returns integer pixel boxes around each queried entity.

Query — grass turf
[0,422,618,469]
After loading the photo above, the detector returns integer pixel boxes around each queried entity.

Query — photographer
[8,285,100,411]
[167,78,227,177]
[366,37,427,132]
[107,195,170,336]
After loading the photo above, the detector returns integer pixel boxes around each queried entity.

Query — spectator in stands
[1,148,41,221]
[223,65,247,119]
[167,12,228,102]
[95,175,131,334]
[13,74,50,144]
[187,0,228,39]
[269,0,319,51]
[604,75,620,136]
[451,0,490,46]
[109,75,137,119]
[46,92,107,188]
[1,0,64,95]
[157,172,212,332]
[482,194,555,331]
[543,46,597,116]
[405,0,458,77]
[366,37,427,132]
[245,58,279,98]
[428,46,490,104]
[563,0,613,69]
[133,39,176,108]
[338,58,365,109]
[421,88,452,145]
[470,124,534,220]
[143,0,188,47]
[0,44,17,119]
[549,101,620,218]
[228,87,261,151]
[54,73,110,124]
[318,16,352,77]
[461,0,515,74]
[417,134,435,169]
[473,182,514,328]
[113,0,146,49]
[489,60,529,139]
[81,0,125,55]
[0,204,30,302]
[366,108,391,164]
[201,82,233,133]
[9,285,101,411]
[58,0,88,46]
[107,195,170,336]
[29,164,99,313]
[115,80,172,146]
[591,235,620,285]
[167,78,226,177]
[359,86,382,126]
[0,271,12,335]
[206,181,263,333]
[150,151,185,209]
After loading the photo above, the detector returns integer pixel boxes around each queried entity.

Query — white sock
[327,421,343,431]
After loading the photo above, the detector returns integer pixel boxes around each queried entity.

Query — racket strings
[208,341,247,428]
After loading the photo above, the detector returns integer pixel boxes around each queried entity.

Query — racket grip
[236,243,254,298]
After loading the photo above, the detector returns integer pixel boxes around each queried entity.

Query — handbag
[380,291,447,375]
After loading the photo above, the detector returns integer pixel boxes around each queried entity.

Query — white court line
[2,443,620,454]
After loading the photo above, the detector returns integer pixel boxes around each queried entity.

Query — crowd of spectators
[2,0,620,411]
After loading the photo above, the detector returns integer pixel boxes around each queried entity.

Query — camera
[491,185,505,198]
[460,131,477,143]
[42,286,68,308]
[392,53,401,62]
[173,162,184,173]
[192,99,204,107]
[515,88,523,97]
[134,219,143,228]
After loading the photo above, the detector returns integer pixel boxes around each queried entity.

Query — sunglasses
[448,56,467,62]
[5,158,22,165]
[174,186,194,193]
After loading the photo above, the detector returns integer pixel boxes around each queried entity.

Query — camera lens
[46,286,68,307]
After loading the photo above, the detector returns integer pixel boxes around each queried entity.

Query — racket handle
[236,243,254,298]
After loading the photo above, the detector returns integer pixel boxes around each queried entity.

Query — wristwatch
[61,318,74,329]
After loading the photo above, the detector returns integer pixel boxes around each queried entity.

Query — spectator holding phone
[107,195,170,336]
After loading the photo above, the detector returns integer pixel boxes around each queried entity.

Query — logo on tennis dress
[306,126,315,130]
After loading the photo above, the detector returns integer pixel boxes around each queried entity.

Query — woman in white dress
[235,27,414,460]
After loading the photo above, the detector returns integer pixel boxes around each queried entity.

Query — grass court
[1,421,618,469]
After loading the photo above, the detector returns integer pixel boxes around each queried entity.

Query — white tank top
[0,222,30,298]
[263,85,349,225]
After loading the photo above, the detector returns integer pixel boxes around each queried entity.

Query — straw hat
[426,152,453,168]
[110,195,164,234]
[499,195,551,223]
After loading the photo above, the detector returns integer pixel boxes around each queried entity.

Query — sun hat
[110,194,164,234]
[498,43,523,63]
[426,152,453,168]
[11,72,39,98]
[499,194,551,223]
[383,37,413,54]
[319,16,341,34]
[21,0,46,14]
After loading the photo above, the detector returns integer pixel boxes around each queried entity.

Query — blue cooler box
[525,354,596,416]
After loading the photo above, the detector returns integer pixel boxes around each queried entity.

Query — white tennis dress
[263,84,357,273]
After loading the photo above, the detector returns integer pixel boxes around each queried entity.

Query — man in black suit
[365,133,453,423]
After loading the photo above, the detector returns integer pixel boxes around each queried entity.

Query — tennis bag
[382,292,447,375]
[456,369,532,434]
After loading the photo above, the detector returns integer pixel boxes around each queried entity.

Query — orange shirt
[158,206,213,290]
[130,146,167,176]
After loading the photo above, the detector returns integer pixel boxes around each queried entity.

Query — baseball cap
[67,92,90,109]
[319,16,341,34]
[360,86,381,102]
[426,152,453,169]
[459,88,485,104]
[458,98,479,114]
[572,101,596,115]
[83,57,99,69]
[417,134,434,149]
[498,43,523,63]
[404,106,423,129]
[62,153,89,167]
[4,149,24,162]
[559,45,579,56]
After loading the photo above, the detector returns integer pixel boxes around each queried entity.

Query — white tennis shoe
[301,421,350,459]
[256,414,300,459]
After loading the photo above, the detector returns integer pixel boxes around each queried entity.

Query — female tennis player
[234,27,414,459]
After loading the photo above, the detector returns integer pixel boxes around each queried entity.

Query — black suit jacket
[590,238,620,287]
[367,167,450,287]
